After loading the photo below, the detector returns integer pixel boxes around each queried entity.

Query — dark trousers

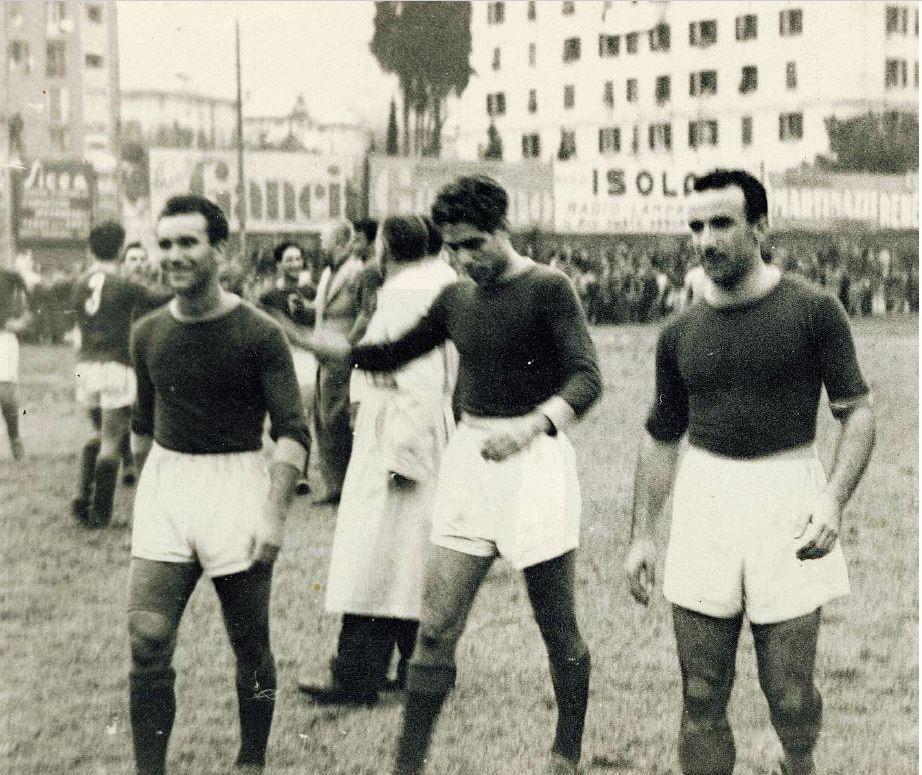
[332,613,418,692]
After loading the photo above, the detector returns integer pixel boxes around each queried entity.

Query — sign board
[368,156,554,230]
[553,163,701,234]
[12,159,96,244]
[767,170,918,232]
[554,164,919,235]
[148,149,348,233]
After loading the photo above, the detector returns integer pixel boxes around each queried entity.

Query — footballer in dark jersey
[70,222,170,527]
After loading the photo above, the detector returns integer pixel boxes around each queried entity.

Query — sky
[116,1,398,127]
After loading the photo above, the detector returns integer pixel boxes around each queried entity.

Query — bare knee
[129,610,177,671]
[684,674,727,724]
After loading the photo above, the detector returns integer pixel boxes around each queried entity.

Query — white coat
[323,256,458,619]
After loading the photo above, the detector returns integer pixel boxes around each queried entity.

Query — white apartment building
[454,0,919,176]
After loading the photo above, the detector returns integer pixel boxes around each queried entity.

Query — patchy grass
[1,316,917,775]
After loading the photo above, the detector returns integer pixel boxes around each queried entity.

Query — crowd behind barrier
[12,232,919,345]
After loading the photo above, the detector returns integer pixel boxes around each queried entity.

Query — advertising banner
[148,149,348,234]
[553,162,700,234]
[767,170,918,232]
[368,156,554,230]
[12,159,96,244]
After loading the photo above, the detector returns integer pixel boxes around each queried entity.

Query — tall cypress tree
[386,98,399,156]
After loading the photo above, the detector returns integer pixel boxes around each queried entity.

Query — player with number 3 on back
[71,221,170,528]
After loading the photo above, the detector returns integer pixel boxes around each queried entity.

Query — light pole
[235,18,247,261]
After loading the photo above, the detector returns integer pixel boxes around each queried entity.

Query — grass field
[1,316,917,775]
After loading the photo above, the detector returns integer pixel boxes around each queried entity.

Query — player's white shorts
[74,361,136,410]
[0,331,19,383]
[663,443,851,625]
[431,413,581,570]
[131,443,270,577]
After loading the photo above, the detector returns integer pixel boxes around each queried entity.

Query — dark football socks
[130,668,176,775]
[77,438,100,500]
[548,650,591,764]
[393,664,456,775]
[235,676,276,768]
[90,457,119,526]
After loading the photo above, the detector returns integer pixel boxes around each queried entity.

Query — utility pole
[235,18,247,260]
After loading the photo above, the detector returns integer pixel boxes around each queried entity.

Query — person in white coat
[299,214,458,705]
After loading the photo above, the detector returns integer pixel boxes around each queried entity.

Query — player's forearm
[266,437,306,518]
[131,432,153,473]
[4,309,31,334]
[825,401,876,507]
[630,435,680,542]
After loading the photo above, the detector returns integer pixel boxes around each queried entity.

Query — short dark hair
[431,175,508,233]
[272,240,303,265]
[692,169,768,224]
[382,215,429,263]
[352,218,379,244]
[124,241,144,253]
[421,215,443,255]
[159,194,229,246]
[89,221,125,261]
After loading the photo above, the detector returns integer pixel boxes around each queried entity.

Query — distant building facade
[452,0,919,175]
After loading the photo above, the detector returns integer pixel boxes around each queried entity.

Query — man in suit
[311,220,365,504]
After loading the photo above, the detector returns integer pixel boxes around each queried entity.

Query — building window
[46,40,66,77]
[735,14,757,40]
[527,1,536,21]
[599,34,620,57]
[599,127,621,154]
[886,5,908,34]
[7,2,24,28]
[528,42,536,66]
[780,9,803,36]
[626,32,639,54]
[626,78,638,103]
[86,4,103,23]
[603,81,614,108]
[563,37,581,62]
[562,1,575,16]
[559,129,577,158]
[649,23,670,51]
[7,40,31,74]
[739,65,758,93]
[786,61,797,89]
[689,19,717,47]
[486,92,506,116]
[648,122,672,151]
[689,119,719,148]
[47,86,69,123]
[779,112,803,141]
[46,1,70,33]
[563,84,575,109]
[49,126,69,152]
[528,89,537,113]
[492,47,501,70]
[487,2,505,24]
[631,125,640,154]
[86,53,104,69]
[655,75,671,104]
[885,58,909,88]
[741,116,753,146]
[690,70,718,97]
[522,133,541,158]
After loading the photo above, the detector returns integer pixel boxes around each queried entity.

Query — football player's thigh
[128,558,201,624]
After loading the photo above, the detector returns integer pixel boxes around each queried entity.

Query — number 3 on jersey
[84,272,106,316]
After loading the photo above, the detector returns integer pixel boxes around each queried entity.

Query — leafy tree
[817,111,918,174]
[386,98,399,155]
[483,123,502,160]
[370,2,472,157]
